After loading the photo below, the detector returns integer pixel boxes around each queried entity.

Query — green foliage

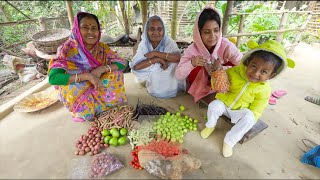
[2,26,24,43]
[300,32,320,44]
[215,1,227,17]
[180,1,208,37]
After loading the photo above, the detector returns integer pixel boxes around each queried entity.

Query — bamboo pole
[230,10,313,16]
[236,15,245,48]
[276,12,289,42]
[289,13,313,53]
[0,47,23,58]
[4,0,31,19]
[3,39,31,49]
[0,17,67,27]
[171,1,178,40]
[225,28,303,37]
[66,0,74,29]
[140,1,148,32]
[308,21,320,24]
[0,19,37,26]
[222,1,234,35]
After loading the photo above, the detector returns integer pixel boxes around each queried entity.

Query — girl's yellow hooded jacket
[215,40,295,121]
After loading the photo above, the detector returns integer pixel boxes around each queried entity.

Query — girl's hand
[145,51,159,59]
[191,56,207,67]
[91,66,106,78]
[88,73,103,90]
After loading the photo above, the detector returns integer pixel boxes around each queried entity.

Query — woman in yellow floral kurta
[48,12,127,122]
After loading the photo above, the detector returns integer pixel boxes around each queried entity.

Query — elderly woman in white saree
[129,15,185,98]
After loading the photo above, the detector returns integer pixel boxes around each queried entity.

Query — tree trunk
[171,1,178,40]
[66,0,74,29]
[99,2,108,31]
[140,1,148,32]
[285,1,299,10]
[119,0,130,35]
[276,12,289,42]
[126,1,132,30]
[222,1,233,35]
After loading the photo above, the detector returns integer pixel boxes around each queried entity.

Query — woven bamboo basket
[13,88,59,112]
[32,28,70,54]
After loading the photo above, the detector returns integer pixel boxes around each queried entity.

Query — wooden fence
[222,9,319,52]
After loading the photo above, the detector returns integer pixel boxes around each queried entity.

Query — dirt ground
[0,42,319,179]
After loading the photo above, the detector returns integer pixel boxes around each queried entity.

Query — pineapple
[211,70,230,93]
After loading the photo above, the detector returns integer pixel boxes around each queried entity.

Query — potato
[74,150,79,155]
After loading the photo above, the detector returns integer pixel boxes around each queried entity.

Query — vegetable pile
[95,105,134,130]
[139,139,181,158]
[127,122,155,149]
[130,146,143,170]
[89,153,124,178]
[101,128,128,147]
[74,123,107,156]
[153,112,198,143]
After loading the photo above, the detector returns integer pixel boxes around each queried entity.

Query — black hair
[78,13,100,28]
[198,8,221,31]
[245,50,282,74]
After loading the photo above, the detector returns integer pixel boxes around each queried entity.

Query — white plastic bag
[18,64,38,83]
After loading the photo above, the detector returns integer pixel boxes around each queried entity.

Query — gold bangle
[148,59,153,65]
[166,53,169,59]
[78,74,81,82]
[104,65,111,73]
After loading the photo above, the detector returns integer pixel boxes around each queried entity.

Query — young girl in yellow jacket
[200,40,294,157]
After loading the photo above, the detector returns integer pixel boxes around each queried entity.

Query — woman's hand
[152,57,168,70]
[88,73,103,90]
[205,60,223,76]
[145,51,159,59]
[91,66,106,78]
[158,59,168,70]
[191,56,207,67]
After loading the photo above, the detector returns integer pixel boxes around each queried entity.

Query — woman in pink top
[175,5,243,102]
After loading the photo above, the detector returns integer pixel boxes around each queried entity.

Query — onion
[79,150,85,155]
[85,147,91,152]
